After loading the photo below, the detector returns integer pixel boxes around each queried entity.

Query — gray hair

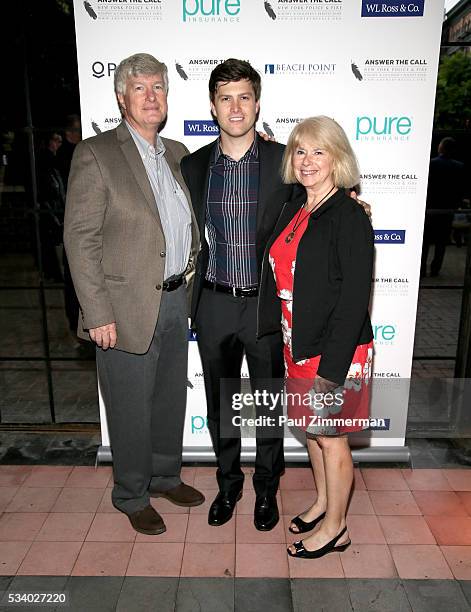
[114,53,169,95]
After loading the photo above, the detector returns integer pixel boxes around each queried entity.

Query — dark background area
[0,0,470,433]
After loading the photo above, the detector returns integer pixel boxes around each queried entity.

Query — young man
[181,59,295,531]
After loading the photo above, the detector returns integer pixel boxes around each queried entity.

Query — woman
[258,116,374,559]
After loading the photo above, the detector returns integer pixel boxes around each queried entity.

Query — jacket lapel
[164,141,200,253]
[194,142,215,234]
[257,136,279,235]
[116,122,164,232]
[163,142,190,202]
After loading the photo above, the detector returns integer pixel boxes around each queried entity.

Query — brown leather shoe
[128,505,166,535]
[150,483,205,507]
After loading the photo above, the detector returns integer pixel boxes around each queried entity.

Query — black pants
[195,289,285,498]
[63,252,80,333]
[421,215,453,276]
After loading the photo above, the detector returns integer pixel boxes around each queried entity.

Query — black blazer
[258,189,374,385]
[181,134,297,322]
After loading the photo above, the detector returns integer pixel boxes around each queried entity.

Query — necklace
[285,185,336,244]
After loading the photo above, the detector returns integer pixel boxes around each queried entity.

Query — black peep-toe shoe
[289,511,326,534]
[287,526,351,559]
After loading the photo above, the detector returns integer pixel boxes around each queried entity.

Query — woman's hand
[312,375,338,394]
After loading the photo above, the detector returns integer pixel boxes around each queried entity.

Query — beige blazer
[64,122,199,354]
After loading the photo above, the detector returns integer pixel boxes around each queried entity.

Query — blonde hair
[282,116,360,188]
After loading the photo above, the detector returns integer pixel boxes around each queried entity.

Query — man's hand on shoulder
[89,322,117,350]
[257,130,276,143]
[349,189,372,219]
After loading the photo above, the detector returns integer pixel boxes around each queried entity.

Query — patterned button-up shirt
[126,121,192,279]
[205,138,259,287]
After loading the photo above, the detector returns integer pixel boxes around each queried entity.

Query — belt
[163,275,185,292]
[203,279,258,298]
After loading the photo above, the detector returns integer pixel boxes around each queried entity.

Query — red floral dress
[269,210,373,435]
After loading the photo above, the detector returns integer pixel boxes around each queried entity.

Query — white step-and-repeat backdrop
[72,0,444,457]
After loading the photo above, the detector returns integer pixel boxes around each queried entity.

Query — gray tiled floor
[176,577,233,612]
[347,578,412,612]
[1,577,471,612]
[402,579,471,612]
[292,577,352,611]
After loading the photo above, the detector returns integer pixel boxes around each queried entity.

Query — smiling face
[210,79,259,142]
[292,139,335,195]
[117,72,167,141]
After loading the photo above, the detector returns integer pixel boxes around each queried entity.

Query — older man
[64,53,204,535]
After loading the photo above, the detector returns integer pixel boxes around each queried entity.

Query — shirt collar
[125,121,166,160]
[212,135,259,165]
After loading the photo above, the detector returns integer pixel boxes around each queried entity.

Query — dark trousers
[195,289,285,498]
[63,252,80,334]
[421,215,453,276]
[96,284,188,514]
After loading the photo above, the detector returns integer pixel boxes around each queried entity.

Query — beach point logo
[361,1,424,17]
[264,62,336,76]
[182,0,241,22]
[355,115,412,141]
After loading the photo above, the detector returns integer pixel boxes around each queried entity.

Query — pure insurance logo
[355,115,413,142]
[182,0,241,22]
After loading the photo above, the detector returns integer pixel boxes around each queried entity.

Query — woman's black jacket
[257,189,374,385]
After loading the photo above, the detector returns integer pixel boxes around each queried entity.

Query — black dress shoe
[208,491,242,526]
[254,495,279,531]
